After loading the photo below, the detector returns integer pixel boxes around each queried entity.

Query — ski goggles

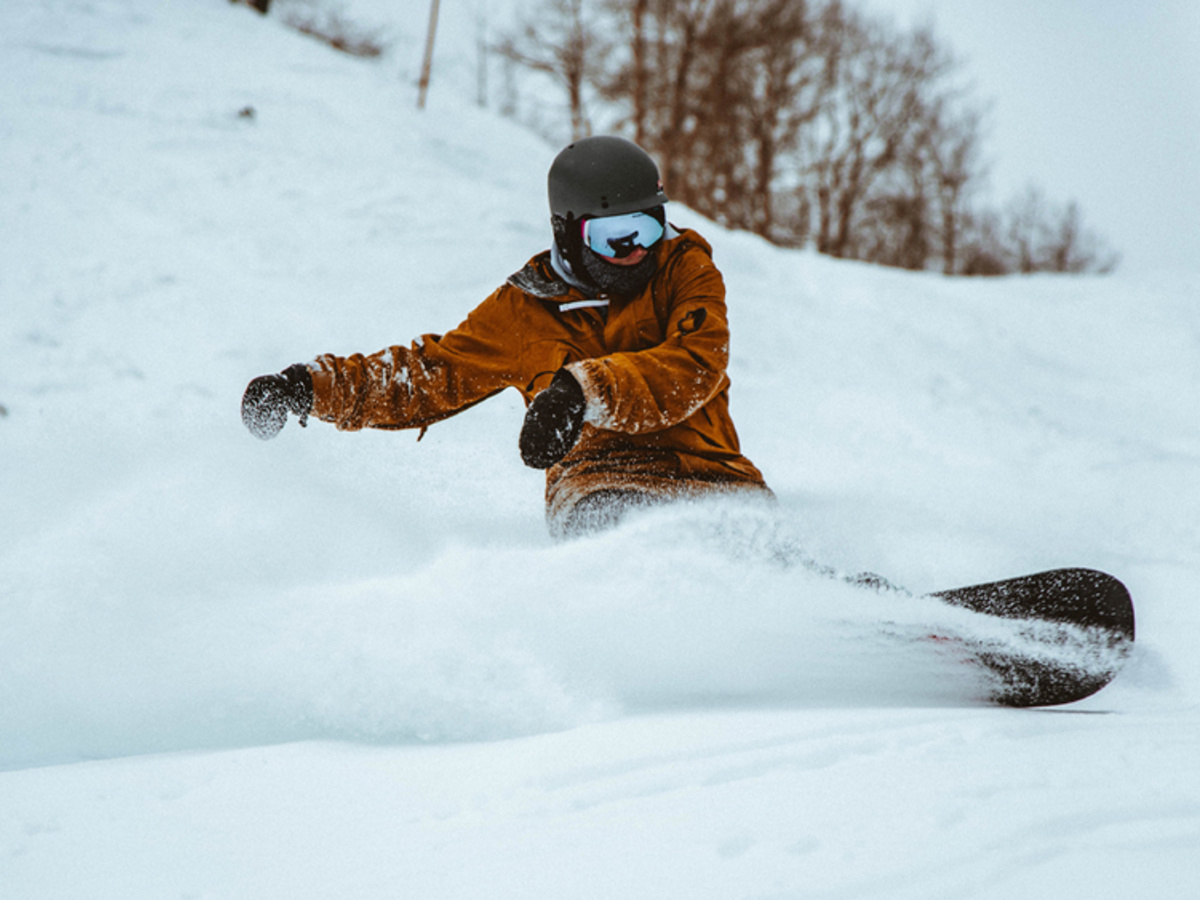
[581,211,665,259]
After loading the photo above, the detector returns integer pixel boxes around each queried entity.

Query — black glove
[241,363,314,440]
[520,369,586,469]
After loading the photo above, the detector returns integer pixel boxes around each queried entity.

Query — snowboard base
[929,568,1135,707]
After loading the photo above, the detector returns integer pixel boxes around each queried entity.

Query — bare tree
[495,0,1117,276]
[494,0,605,139]
[1001,187,1119,275]
[859,93,985,272]
[1004,184,1048,274]
[597,0,819,238]
[949,187,1118,276]
[701,0,823,238]
[619,0,651,144]
[927,102,985,274]
[801,6,952,260]
[589,0,718,207]
[957,208,1008,276]
[637,0,713,199]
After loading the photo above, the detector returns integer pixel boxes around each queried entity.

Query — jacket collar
[506,252,573,299]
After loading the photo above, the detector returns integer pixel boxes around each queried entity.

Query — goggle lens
[582,212,665,259]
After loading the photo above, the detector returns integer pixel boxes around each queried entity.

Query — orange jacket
[308,228,770,527]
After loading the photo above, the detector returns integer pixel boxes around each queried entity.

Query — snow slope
[2,1,1198,897]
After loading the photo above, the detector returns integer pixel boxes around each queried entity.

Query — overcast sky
[863,0,1200,276]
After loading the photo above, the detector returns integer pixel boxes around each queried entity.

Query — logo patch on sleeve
[677,308,707,334]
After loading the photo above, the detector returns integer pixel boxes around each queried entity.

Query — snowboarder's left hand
[241,363,314,440]
[520,369,586,468]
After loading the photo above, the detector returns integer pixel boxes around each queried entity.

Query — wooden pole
[417,0,441,109]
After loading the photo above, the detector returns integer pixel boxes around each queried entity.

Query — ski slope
[2,1,1198,897]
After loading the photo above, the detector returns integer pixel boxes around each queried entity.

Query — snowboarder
[241,135,771,536]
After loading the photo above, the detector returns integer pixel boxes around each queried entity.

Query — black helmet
[548,136,668,219]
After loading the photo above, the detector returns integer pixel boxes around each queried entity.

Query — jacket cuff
[307,358,335,420]
[564,360,615,430]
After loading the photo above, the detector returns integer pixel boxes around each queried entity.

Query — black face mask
[579,245,659,298]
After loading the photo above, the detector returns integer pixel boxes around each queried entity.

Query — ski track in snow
[1,1,1199,898]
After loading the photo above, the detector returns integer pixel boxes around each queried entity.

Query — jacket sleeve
[566,246,731,435]
[309,288,524,431]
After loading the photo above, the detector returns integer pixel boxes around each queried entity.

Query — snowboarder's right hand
[520,369,586,469]
[241,363,314,440]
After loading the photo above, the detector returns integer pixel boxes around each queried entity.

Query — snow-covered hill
[2,2,1198,897]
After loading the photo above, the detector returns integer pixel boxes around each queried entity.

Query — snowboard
[927,568,1135,707]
